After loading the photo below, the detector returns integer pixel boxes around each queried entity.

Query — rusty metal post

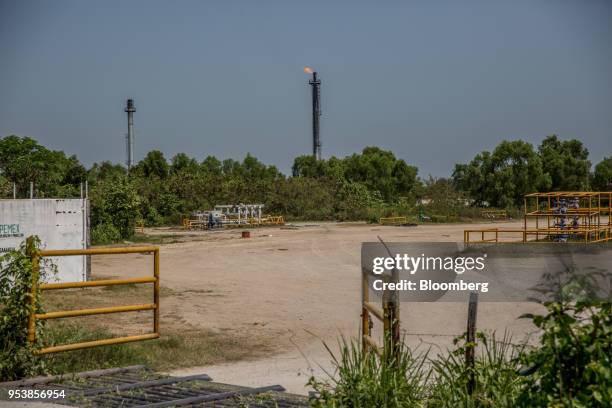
[382,269,400,361]
[466,292,479,395]
[361,268,371,353]
[390,266,400,359]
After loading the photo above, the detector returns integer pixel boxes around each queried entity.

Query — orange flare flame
[303,66,314,74]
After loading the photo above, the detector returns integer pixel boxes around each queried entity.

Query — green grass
[125,233,183,245]
[40,323,268,375]
[309,333,526,408]
[308,337,429,407]
[427,332,525,408]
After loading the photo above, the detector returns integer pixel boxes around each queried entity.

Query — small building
[0,198,89,282]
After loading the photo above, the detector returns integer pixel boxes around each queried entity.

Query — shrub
[517,302,612,407]
[309,303,611,407]
[91,223,121,245]
[90,176,141,240]
[308,337,429,407]
[0,237,54,380]
[428,332,525,407]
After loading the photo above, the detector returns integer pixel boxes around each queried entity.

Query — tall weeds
[308,337,429,407]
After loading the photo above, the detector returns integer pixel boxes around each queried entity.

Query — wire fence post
[385,266,400,361]
[466,292,479,395]
[361,267,371,354]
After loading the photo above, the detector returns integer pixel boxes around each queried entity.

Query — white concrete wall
[0,199,88,283]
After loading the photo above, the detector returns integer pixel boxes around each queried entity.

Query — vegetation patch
[309,301,611,407]
[3,135,609,245]
[42,324,267,374]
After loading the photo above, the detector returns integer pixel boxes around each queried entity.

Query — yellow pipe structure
[466,192,612,244]
[39,246,157,256]
[35,304,156,320]
[28,245,160,354]
[27,253,40,344]
[36,333,160,355]
[464,227,608,244]
[154,248,160,334]
[379,216,407,226]
[40,276,156,290]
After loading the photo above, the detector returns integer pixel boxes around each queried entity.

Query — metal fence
[27,245,160,355]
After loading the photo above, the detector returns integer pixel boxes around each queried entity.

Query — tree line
[0,134,610,242]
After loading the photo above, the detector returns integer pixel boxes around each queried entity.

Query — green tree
[422,177,466,216]
[0,136,49,185]
[87,161,127,182]
[201,156,223,176]
[90,176,141,239]
[591,157,612,191]
[292,155,330,178]
[268,177,336,220]
[452,151,491,206]
[0,135,85,197]
[343,147,418,202]
[137,150,169,179]
[453,140,551,207]
[170,153,199,175]
[488,140,551,207]
[538,135,590,191]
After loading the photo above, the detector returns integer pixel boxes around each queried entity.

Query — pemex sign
[0,223,24,239]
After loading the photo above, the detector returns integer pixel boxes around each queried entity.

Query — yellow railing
[27,245,160,355]
[182,218,204,230]
[379,216,407,226]
[481,209,507,219]
[464,227,610,244]
[262,215,285,225]
[184,215,285,229]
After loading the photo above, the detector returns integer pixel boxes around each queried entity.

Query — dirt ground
[87,221,544,394]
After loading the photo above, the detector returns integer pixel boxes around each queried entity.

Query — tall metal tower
[307,69,322,160]
[124,98,136,169]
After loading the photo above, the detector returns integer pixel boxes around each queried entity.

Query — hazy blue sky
[1,0,610,177]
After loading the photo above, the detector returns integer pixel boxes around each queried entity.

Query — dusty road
[91,221,543,394]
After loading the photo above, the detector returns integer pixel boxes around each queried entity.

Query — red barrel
[241,231,251,238]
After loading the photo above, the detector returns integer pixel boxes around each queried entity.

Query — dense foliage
[1,134,610,241]
[518,302,612,407]
[0,135,86,198]
[309,301,611,407]
[591,156,612,191]
[0,238,52,380]
[308,337,429,407]
[452,135,601,207]
[427,332,525,407]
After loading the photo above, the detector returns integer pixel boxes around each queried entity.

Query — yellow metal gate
[27,245,160,355]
